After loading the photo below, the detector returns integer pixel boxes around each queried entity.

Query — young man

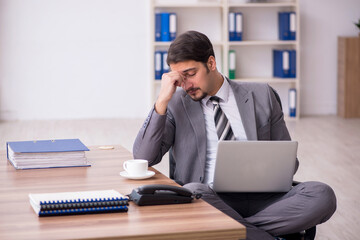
[133,31,336,239]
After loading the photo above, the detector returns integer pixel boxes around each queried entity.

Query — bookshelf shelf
[153,42,172,47]
[154,41,224,47]
[150,0,300,119]
[228,2,297,8]
[234,78,297,84]
[154,3,223,8]
[229,40,297,46]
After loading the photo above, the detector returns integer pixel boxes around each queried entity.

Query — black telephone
[128,184,201,206]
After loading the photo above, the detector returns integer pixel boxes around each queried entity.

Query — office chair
[168,87,316,240]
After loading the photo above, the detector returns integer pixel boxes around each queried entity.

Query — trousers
[184,181,336,240]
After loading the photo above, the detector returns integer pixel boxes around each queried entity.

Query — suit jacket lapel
[228,79,258,140]
[182,95,207,173]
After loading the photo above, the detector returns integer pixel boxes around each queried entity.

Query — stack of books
[6,139,90,169]
[29,190,129,217]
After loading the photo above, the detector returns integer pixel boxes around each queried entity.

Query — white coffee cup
[123,159,148,176]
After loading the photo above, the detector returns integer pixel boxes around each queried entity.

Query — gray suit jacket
[133,79,298,185]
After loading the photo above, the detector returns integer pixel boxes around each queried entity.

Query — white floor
[1,116,359,240]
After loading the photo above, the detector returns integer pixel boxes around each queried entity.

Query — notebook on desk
[29,190,129,217]
[212,141,298,192]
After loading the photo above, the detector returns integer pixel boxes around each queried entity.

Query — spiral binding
[39,205,128,217]
[39,197,129,211]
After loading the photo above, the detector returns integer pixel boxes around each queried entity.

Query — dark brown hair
[166,31,215,66]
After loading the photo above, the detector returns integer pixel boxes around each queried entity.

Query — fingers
[164,71,184,87]
[155,71,187,115]
[156,71,183,108]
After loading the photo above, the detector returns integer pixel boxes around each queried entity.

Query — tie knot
[210,96,220,105]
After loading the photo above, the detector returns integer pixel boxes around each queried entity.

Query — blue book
[7,139,90,169]
[162,51,169,75]
[289,88,297,117]
[155,51,162,80]
[228,12,236,41]
[289,50,296,78]
[161,12,170,42]
[235,12,243,41]
[169,13,177,41]
[155,13,162,41]
[278,12,296,41]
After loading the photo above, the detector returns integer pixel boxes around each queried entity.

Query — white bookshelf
[150,0,300,120]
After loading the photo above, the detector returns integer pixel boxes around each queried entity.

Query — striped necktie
[210,96,236,141]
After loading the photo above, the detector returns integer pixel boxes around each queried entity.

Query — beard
[186,88,208,102]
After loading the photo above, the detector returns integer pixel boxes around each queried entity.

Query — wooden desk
[0,145,245,240]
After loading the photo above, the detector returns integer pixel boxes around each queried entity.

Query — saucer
[119,170,155,180]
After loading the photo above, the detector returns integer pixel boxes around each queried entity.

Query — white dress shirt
[200,76,247,185]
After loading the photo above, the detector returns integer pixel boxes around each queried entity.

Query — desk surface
[0,145,245,240]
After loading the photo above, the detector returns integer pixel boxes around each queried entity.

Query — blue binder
[155,13,162,41]
[273,50,289,78]
[229,12,236,41]
[162,51,169,75]
[161,12,170,42]
[235,12,243,41]
[7,139,89,153]
[289,50,296,78]
[278,12,296,41]
[155,51,162,80]
[289,88,297,117]
[273,50,296,78]
[169,13,177,41]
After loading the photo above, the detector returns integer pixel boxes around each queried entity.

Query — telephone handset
[128,184,201,206]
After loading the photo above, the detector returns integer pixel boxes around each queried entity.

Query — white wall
[0,0,151,120]
[0,0,359,120]
[300,0,360,115]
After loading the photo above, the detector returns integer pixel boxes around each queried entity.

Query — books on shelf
[229,12,243,41]
[273,49,296,78]
[29,190,129,217]
[6,139,90,170]
[155,12,177,42]
[229,50,236,79]
[278,12,296,41]
[289,88,297,118]
[154,50,169,80]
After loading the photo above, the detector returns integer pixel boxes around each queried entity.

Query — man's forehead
[170,62,200,72]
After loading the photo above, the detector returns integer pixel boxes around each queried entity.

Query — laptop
[212,141,298,192]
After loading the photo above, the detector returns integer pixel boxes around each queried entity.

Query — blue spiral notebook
[29,190,129,217]
[6,139,90,169]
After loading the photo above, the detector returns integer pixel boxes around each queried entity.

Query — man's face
[169,59,216,101]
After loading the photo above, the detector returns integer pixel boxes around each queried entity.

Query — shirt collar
[201,74,230,107]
